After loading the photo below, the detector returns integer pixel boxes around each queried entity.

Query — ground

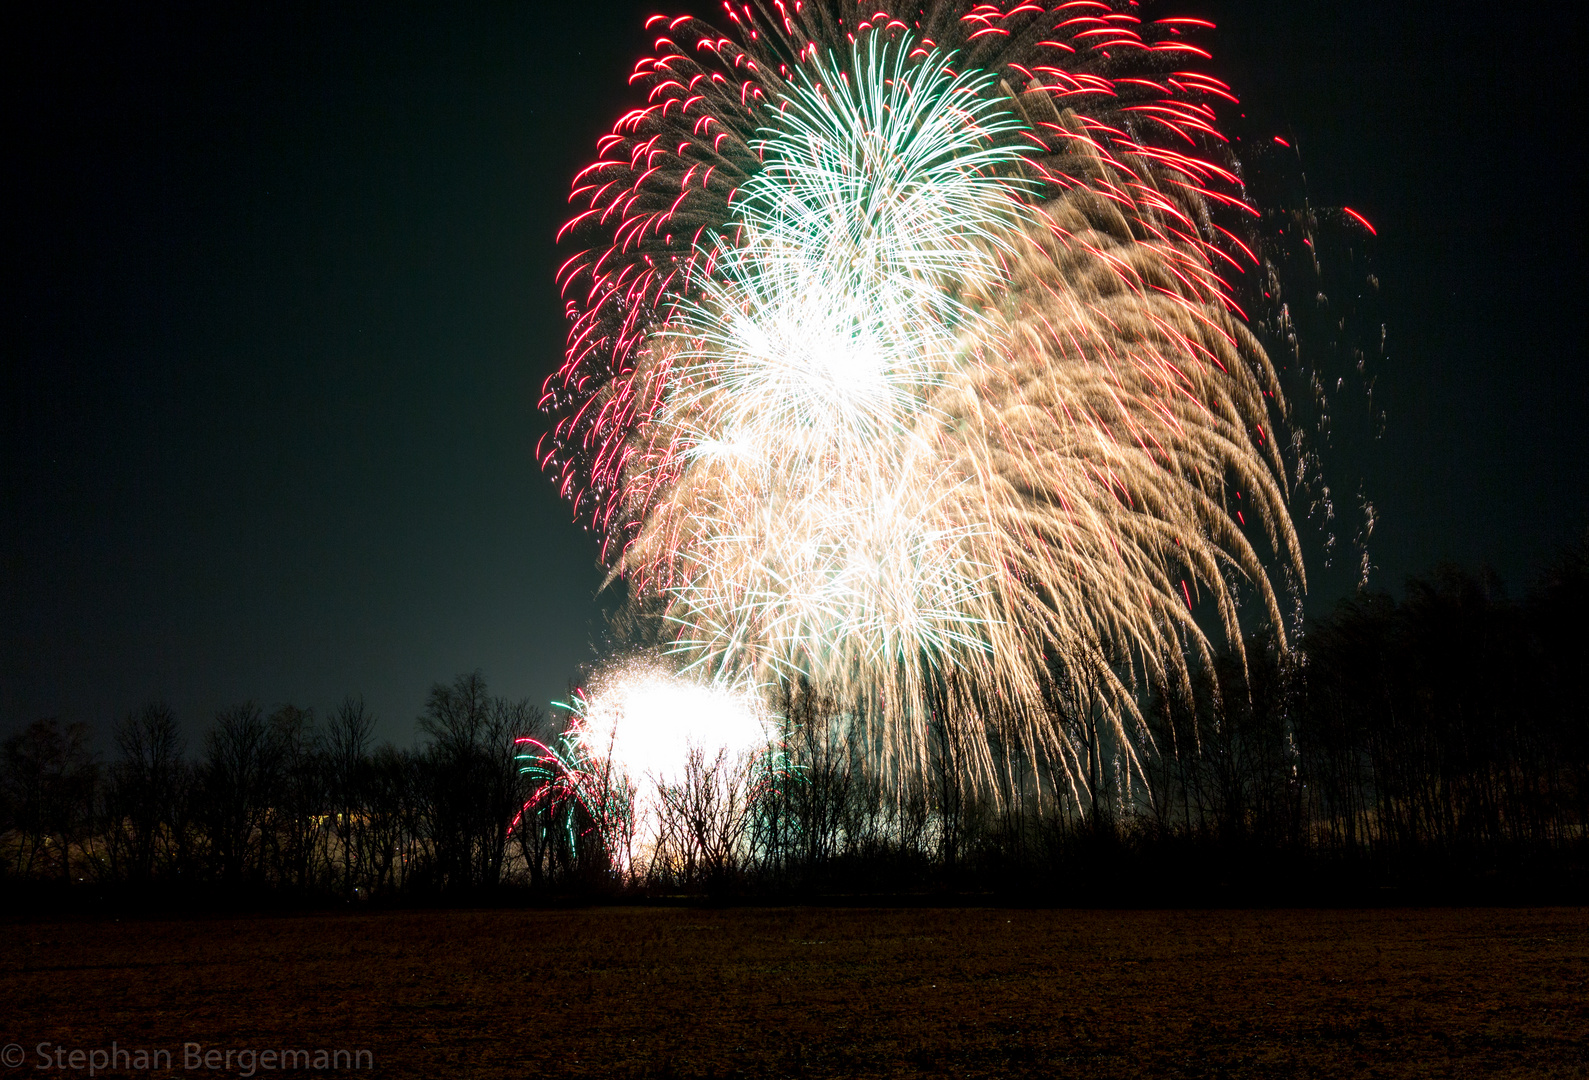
[4,906,1586,1078]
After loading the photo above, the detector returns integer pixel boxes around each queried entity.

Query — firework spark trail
[544,2,1304,795]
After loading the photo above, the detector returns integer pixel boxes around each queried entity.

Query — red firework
[542,1,1260,557]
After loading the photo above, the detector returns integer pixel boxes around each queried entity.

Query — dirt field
[3,906,1585,1078]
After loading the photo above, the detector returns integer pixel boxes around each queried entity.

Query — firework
[520,662,777,875]
[544,2,1302,795]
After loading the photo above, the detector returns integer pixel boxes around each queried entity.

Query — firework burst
[520,662,778,874]
[544,1,1303,795]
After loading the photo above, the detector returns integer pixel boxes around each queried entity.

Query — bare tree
[417,672,543,892]
[482,696,542,887]
[325,697,375,895]
[198,704,279,883]
[267,704,327,891]
[770,687,852,883]
[1,718,98,880]
[655,745,766,887]
[106,703,186,882]
[361,743,422,895]
[508,706,565,889]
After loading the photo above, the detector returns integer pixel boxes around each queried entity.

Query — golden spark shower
[542,1,1304,794]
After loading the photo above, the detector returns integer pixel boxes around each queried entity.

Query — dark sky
[5,1,1584,746]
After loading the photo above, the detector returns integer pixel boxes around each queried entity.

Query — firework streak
[542,1,1302,795]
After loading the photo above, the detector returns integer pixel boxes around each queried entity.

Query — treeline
[3,542,1585,904]
[749,549,1586,899]
[1132,549,1588,894]
[0,674,551,901]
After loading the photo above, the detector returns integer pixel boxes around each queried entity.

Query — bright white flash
[574,662,775,789]
[570,662,775,873]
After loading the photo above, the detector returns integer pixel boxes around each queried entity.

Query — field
[4,906,1586,1078]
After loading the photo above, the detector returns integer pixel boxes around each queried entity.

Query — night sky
[5,1,1584,746]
